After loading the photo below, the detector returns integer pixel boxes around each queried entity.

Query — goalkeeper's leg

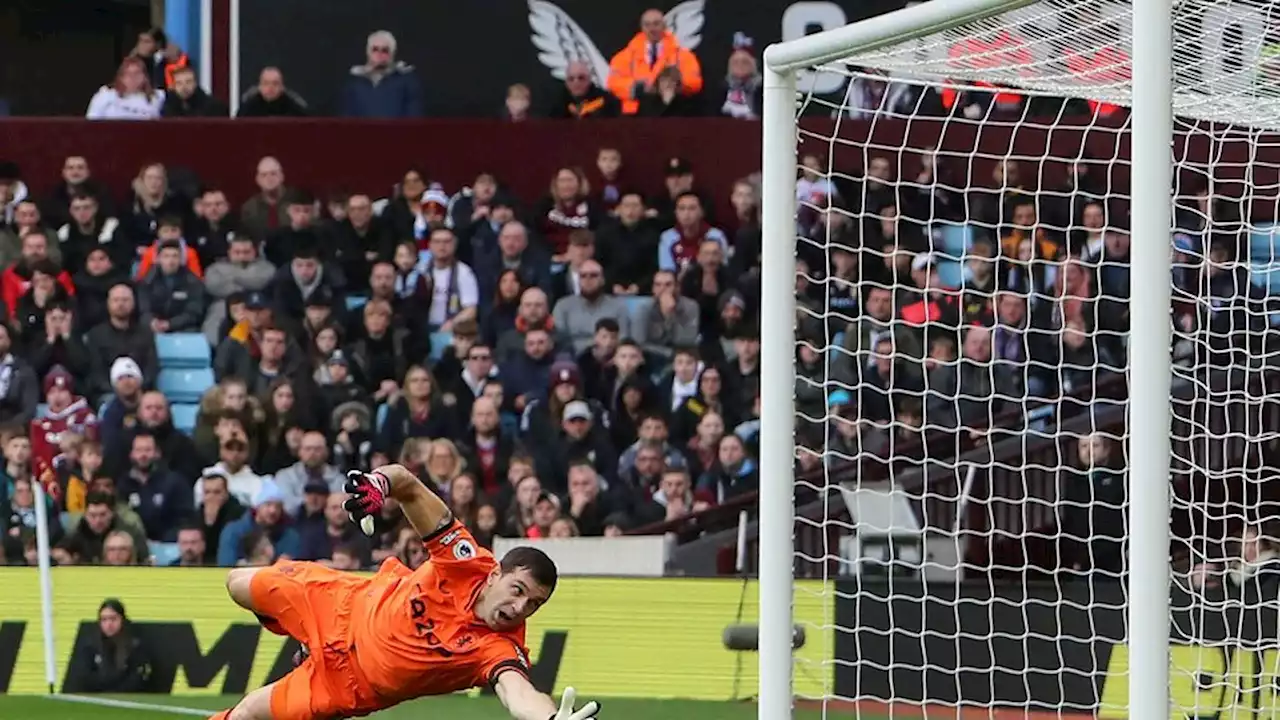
[225,566,290,637]
[206,681,273,719]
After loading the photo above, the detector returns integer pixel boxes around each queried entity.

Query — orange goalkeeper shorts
[249,561,383,720]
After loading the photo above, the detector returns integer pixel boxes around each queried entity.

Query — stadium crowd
[6,14,1247,577]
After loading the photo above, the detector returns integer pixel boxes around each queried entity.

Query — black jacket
[596,218,660,293]
[139,267,206,332]
[63,628,153,693]
[322,219,395,293]
[237,89,308,117]
[161,89,229,117]
[86,318,159,399]
[637,91,702,117]
[27,332,92,394]
[547,85,621,119]
[72,268,129,335]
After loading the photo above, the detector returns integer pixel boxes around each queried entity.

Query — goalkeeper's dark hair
[500,545,558,595]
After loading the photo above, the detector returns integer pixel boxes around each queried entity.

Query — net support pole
[1128,0,1174,714]
[33,482,57,693]
[228,0,241,116]
[758,60,798,720]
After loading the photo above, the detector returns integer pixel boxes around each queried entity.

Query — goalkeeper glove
[550,687,600,720]
[342,470,389,537]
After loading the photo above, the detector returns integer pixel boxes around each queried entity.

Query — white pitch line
[43,694,213,717]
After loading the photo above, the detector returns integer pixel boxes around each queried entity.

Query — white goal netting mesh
[789,0,1280,715]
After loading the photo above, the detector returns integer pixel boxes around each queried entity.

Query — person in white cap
[541,399,617,485]
[96,356,146,451]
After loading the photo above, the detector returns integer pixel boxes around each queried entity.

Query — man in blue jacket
[216,479,301,566]
[342,30,423,118]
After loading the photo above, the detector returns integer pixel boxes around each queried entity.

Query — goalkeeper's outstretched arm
[374,464,454,536]
[494,672,600,720]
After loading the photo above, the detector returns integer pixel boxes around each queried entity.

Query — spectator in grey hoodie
[202,234,275,345]
[551,260,630,353]
[635,269,698,361]
[272,430,343,518]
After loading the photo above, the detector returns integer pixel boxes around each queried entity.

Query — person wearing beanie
[215,478,301,566]
[63,597,154,693]
[29,364,98,481]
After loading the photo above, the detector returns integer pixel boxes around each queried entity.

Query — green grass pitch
[0,693,860,719]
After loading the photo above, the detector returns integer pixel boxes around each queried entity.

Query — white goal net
[764,0,1280,717]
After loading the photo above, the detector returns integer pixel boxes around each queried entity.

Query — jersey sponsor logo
[453,540,476,560]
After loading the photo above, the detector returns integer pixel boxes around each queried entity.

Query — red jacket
[30,397,98,481]
[1,265,75,319]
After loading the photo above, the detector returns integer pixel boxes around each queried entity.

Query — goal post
[759,0,1177,718]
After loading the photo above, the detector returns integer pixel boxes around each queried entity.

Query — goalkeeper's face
[479,567,553,630]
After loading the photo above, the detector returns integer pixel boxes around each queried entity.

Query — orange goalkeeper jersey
[350,520,531,703]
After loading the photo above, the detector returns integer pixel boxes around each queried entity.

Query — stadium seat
[429,331,453,363]
[157,368,215,404]
[170,403,199,434]
[935,223,974,260]
[1249,223,1280,262]
[149,541,180,567]
[346,295,369,312]
[1249,224,1280,294]
[936,259,965,289]
[155,332,213,369]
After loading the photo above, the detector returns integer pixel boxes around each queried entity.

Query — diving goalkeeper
[207,465,600,720]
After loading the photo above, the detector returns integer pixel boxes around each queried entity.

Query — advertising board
[0,568,832,700]
[835,580,1280,718]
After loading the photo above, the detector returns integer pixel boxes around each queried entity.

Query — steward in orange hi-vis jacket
[606,9,701,115]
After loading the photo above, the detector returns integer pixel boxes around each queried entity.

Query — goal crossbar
[758,0,1175,717]
[763,0,1035,72]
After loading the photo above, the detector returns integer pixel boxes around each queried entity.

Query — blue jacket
[342,63,423,118]
[216,512,302,566]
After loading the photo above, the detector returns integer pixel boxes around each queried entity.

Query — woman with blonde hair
[423,438,466,494]
[125,162,187,247]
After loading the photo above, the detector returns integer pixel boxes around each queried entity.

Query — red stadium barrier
[5,116,1274,223]
[1,119,761,221]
